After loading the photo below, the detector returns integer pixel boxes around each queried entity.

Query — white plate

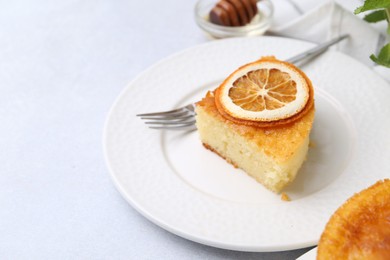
[297,247,317,260]
[103,37,390,252]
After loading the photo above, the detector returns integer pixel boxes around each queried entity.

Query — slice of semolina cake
[195,57,314,193]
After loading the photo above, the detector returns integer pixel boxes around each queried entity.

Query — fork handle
[286,34,349,64]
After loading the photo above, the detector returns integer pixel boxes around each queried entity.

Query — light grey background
[0,0,364,259]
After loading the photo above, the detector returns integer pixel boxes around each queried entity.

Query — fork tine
[145,120,196,125]
[140,110,191,119]
[137,103,196,130]
[136,107,186,117]
[149,122,197,130]
[140,115,194,121]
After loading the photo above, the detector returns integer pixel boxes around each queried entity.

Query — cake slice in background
[317,179,390,259]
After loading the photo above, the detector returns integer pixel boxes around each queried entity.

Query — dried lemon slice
[215,57,313,125]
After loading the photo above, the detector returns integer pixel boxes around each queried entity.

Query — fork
[137,104,196,130]
[137,34,349,130]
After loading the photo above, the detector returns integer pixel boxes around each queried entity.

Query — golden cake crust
[317,179,390,260]
[196,91,315,163]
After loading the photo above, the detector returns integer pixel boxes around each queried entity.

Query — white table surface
[0,0,364,259]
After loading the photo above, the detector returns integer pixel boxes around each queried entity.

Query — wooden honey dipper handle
[210,0,258,27]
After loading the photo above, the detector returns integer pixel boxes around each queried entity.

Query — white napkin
[268,0,390,81]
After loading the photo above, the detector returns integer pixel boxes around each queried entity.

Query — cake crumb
[309,140,317,148]
[281,193,291,201]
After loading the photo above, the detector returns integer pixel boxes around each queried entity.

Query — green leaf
[354,0,390,14]
[387,9,390,34]
[370,43,390,67]
[364,10,387,22]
